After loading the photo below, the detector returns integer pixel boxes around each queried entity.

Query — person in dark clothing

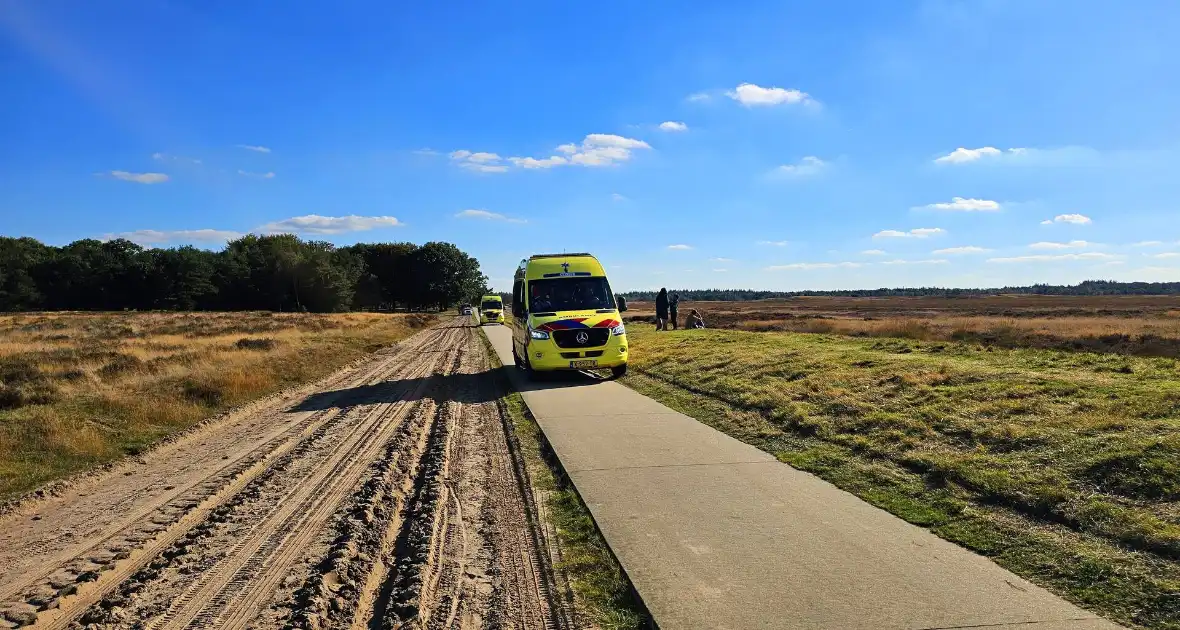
[654,288,669,331]
[687,308,706,329]
[669,292,680,330]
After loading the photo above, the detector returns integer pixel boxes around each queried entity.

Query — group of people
[654,288,705,331]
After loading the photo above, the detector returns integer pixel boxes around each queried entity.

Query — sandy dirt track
[0,318,575,630]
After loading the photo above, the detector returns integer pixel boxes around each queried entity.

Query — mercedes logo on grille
[576,331,590,345]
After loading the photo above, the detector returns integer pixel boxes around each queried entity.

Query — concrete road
[483,325,1123,630]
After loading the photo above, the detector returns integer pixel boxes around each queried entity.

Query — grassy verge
[622,327,1180,630]
[0,311,435,500]
[479,330,648,630]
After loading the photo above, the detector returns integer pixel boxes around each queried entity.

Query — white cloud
[726,83,817,107]
[110,171,169,184]
[258,214,402,235]
[449,150,510,173]
[934,147,1005,164]
[584,134,650,149]
[916,197,1001,212]
[1150,252,1180,259]
[508,156,568,169]
[453,134,652,173]
[466,164,509,173]
[712,268,728,272]
[107,229,241,245]
[455,209,526,224]
[466,152,501,164]
[775,156,827,177]
[1029,240,1090,250]
[563,134,652,166]
[237,170,276,179]
[412,148,439,156]
[237,144,271,153]
[611,193,628,202]
[686,92,711,102]
[932,246,991,255]
[880,259,949,265]
[1133,241,1164,247]
[873,228,945,239]
[758,240,789,246]
[667,244,693,250]
[659,121,688,132]
[1042,213,1092,225]
[934,146,1099,166]
[988,252,1119,263]
[934,146,1099,167]
[710,257,734,262]
[766,262,863,271]
[152,152,201,165]
[861,249,887,256]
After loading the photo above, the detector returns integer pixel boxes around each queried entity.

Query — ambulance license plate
[570,360,598,369]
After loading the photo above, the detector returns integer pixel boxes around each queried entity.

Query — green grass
[479,331,647,630]
[622,327,1180,630]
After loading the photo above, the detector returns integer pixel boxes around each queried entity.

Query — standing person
[669,292,680,330]
[655,288,669,331]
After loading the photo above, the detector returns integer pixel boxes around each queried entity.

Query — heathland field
[0,311,433,499]
[621,315,1180,628]
[626,295,1180,358]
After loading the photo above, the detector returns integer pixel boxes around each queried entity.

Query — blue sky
[2,0,1179,292]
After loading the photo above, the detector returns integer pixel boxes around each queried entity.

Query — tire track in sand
[73,325,467,630]
[325,323,575,630]
[0,323,456,628]
[2,319,580,630]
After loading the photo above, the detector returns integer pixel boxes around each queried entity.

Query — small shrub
[182,381,224,407]
[235,337,277,351]
[98,354,145,378]
[0,385,23,410]
[0,357,45,385]
[59,369,87,381]
[406,313,435,329]
[0,381,59,409]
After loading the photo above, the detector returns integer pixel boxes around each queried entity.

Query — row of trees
[621,280,1180,301]
[0,236,488,312]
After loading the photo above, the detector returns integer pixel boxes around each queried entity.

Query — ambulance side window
[512,279,526,317]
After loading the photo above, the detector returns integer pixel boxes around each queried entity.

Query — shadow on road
[288,364,604,412]
[507,367,607,392]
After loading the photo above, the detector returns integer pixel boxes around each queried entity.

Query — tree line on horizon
[0,235,488,313]
[620,280,1180,301]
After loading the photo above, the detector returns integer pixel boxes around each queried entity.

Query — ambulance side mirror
[616,295,628,312]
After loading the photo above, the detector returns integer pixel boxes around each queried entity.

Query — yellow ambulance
[479,294,504,325]
[509,253,628,378]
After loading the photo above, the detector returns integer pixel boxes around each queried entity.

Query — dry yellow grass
[0,311,434,499]
[626,296,1180,357]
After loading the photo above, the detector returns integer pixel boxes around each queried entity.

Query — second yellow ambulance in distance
[479,294,504,325]
[510,253,628,379]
